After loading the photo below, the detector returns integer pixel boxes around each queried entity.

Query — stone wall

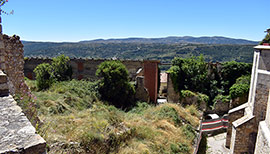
[254,90,270,154]
[0,34,27,95]
[230,117,257,154]
[228,46,270,154]
[24,57,144,81]
[135,76,149,102]
[25,57,160,102]
[167,73,180,103]
[225,103,247,148]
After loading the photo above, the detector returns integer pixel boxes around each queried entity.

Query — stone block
[0,95,46,153]
[135,76,149,102]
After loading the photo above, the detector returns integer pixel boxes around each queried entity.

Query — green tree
[221,61,252,94]
[96,61,135,108]
[34,63,54,90]
[51,54,72,81]
[168,55,208,94]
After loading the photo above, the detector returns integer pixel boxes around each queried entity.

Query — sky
[1,0,269,42]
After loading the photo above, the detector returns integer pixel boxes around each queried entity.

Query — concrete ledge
[232,115,254,128]
[254,45,270,50]
[229,102,248,114]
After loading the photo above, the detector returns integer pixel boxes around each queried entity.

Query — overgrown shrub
[229,83,249,99]
[96,60,135,108]
[51,54,72,81]
[33,55,72,90]
[34,63,54,90]
[213,94,230,103]
[229,75,250,99]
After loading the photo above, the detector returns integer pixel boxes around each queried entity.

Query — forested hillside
[23,41,255,63]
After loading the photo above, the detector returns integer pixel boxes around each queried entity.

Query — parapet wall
[24,57,144,81]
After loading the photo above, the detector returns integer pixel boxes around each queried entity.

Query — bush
[34,63,54,90]
[33,55,72,90]
[96,60,135,108]
[229,83,249,99]
[51,54,72,81]
[229,75,250,99]
[213,94,230,103]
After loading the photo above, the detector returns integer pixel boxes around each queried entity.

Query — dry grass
[28,80,200,154]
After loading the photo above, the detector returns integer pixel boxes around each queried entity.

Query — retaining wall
[24,57,144,81]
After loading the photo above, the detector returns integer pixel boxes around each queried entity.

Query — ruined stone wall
[0,34,27,95]
[166,73,180,103]
[135,76,149,102]
[24,58,144,81]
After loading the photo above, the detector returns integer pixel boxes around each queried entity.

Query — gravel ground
[207,133,230,154]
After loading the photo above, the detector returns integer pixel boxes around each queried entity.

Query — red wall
[143,60,159,103]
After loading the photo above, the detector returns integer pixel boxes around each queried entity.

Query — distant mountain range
[22,36,258,65]
[79,36,259,45]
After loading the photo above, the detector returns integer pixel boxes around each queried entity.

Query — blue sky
[1,0,269,42]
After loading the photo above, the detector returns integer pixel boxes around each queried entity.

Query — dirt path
[206,133,230,154]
